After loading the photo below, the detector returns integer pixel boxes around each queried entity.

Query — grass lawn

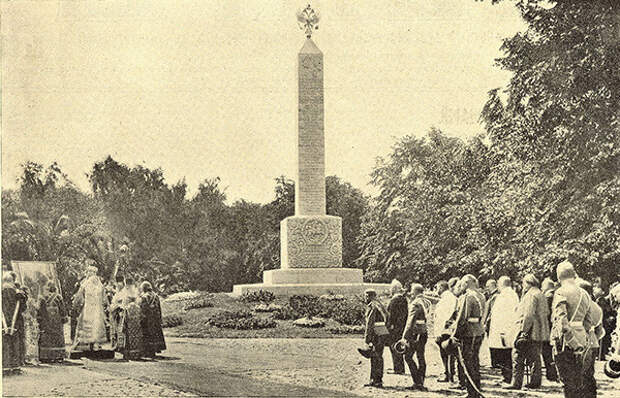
[161,292,367,338]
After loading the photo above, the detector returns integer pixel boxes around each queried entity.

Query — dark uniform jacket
[364,299,388,345]
[516,286,550,342]
[453,288,486,338]
[483,290,498,333]
[402,297,427,341]
[544,289,555,326]
[387,293,408,344]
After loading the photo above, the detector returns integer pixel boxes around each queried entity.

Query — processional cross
[296,4,320,38]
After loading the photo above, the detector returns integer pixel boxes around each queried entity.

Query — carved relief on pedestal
[281,216,342,268]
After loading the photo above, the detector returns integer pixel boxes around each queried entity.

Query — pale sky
[1,0,524,204]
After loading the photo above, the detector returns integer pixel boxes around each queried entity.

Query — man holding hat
[398,283,429,391]
[434,280,458,383]
[386,279,408,375]
[362,289,389,388]
[507,273,549,390]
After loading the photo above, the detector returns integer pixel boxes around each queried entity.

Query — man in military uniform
[551,261,596,398]
[398,283,428,391]
[577,279,605,398]
[451,274,486,398]
[434,280,458,383]
[363,289,389,388]
[386,279,408,375]
[506,274,549,390]
[541,277,559,382]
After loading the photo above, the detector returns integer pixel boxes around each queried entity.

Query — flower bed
[325,324,365,334]
[253,303,282,313]
[162,313,184,328]
[206,309,276,330]
[239,290,276,303]
[292,317,326,328]
[183,297,214,311]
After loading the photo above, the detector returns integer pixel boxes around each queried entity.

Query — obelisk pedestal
[232,6,389,296]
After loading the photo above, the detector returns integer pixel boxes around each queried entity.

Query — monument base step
[231,282,391,297]
[263,268,363,284]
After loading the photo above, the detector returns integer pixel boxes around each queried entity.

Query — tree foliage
[3,159,369,298]
[358,0,620,287]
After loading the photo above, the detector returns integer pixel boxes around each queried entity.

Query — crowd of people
[361,260,620,398]
[2,264,166,374]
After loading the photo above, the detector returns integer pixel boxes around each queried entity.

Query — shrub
[325,324,364,334]
[240,290,276,303]
[285,294,366,325]
[162,313,183,328]
[271,304,300,320]
[289,295,322,317]
[183,297,214,311]
[206,309,275,330]
[319,296,366,326]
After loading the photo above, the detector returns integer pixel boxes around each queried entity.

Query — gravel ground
[3,337,619,397]
[2,362,193,397]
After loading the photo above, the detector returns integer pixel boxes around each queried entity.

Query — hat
[514,332,530,351]
[441,337,456,352]
[140,281,153,292]
[357,344,374,359]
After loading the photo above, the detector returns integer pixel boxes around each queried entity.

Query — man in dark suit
[506,274,549,390]
[541,277,559,382]
[386,279,408,374]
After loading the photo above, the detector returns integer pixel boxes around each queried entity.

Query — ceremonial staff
[3,300,21,336]
[2,310,8,335]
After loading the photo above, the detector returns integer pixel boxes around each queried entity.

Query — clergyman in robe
[73,266,108,349]
[139,281,166,358]
[2,274,27,373]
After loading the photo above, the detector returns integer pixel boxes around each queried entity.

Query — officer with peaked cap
[399,283,429,391]
[362,289,389,388]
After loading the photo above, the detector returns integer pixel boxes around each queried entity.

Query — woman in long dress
[121,295,144,360]
[139,281,165,358]
[74,266,108,348]
[37,282,67,362]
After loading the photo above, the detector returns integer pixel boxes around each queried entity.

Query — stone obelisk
[232,5,389,296]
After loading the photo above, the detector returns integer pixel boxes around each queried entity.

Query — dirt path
[3,337,619,397]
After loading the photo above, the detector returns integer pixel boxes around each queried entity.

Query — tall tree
[481,0,620,281]
[358,129,495,286]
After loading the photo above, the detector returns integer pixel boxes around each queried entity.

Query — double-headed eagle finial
[297,4,320,39]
